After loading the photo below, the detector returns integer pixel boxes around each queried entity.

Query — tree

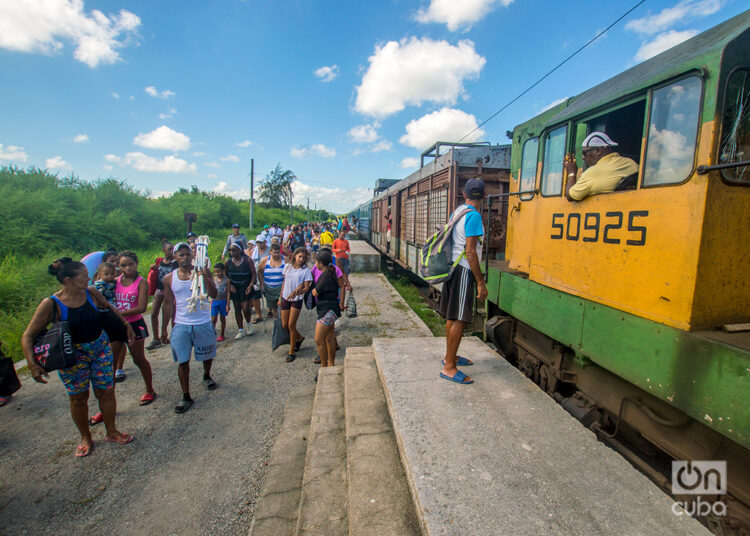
[258,164,295,208]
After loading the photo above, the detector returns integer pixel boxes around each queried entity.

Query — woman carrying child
[22,258,135,457]
[278,247,312,362]
[111,251,157,406]
[211,263,230,341]
[311,249,346,367]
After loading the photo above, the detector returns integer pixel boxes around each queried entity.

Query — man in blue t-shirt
[438,178,488,385]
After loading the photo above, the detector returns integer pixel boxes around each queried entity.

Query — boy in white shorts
[161,242,218,414]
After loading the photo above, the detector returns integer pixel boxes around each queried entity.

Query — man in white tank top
[161,243,219,414]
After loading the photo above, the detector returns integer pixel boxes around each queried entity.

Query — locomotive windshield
[720,68,750,184]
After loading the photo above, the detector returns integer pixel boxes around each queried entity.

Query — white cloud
[73,133,89,143]
[415,0,514,31]
[372,140,393,152]
[0,144,29,162]
[0,1,140,68]
[355,37,485,118]
[192,151,206,157]
[399,107,484,150]
[213,181,249,199]
[291,180,371,212]
[220,154,240,163]
[110,92,120,99]
[348,123,379,143]
[133,125,190,151]
[103,164,113,171]
[158,107,177,120]
[400,157,420,169]
[540,97,568,113]
[145,86,175,99]
[206,173,218,179]
[45,155,72,170]
[290,144,336,158]
[314,65,340,82]
[235,140,252,148]
[625,0,723,35]
[634,30,698,62]
[106,152,196,174]
[205,162,221,168]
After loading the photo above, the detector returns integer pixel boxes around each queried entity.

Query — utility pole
[290,189,293,224]
[249,158,254,231]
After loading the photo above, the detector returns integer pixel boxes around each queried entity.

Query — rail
[696,159,750,174]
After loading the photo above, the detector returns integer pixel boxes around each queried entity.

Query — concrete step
[250,384,317,536]
[344,347,421,536]
[373,336,711,536]
[349,241,380,273]
[296,366,348,536]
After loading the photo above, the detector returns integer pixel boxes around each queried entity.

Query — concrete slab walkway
[373,336,710,536]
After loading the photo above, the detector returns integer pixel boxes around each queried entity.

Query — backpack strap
[49,295,68,322]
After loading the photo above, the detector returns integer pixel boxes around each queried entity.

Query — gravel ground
[0,273,431,536]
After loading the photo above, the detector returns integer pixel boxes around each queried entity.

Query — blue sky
[0,0,746,212]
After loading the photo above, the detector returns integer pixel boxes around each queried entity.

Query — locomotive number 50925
[550,211,649,246]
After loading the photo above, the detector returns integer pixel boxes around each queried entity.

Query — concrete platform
[348,240,380,273]
[373,337,711,536]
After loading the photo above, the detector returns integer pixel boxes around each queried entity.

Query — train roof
[515,9,750,134]
[371,143,511,202]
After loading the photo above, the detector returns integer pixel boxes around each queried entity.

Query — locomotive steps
[251,338,710,535]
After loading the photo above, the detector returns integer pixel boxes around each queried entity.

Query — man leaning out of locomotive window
[564,131,639,201]
[438,178,489,385]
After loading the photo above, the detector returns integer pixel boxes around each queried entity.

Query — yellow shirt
[319,231,334,246]
[569,152,639,201]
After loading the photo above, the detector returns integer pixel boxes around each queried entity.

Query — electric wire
[458,0,648,142]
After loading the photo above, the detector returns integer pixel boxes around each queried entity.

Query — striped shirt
[263,259,285,288]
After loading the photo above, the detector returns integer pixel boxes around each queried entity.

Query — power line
[458,0,648,142]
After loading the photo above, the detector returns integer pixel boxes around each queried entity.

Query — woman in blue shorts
[22,258,135,457]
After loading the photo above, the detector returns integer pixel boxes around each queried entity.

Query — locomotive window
[520,138,538,201]
[643,76,702,186]
[719,68,750,184]
[541,125,567,196]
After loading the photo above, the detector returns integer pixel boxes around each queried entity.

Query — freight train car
[485,12,750,534]
[360,142,511,279]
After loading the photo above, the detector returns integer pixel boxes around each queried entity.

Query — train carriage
[486,11,750,534]
[368,142,511,275]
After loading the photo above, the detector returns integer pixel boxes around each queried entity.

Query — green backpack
[419,205,472,284]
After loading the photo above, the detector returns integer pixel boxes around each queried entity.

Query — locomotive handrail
[484,190,538,199]
[696,159,750,174]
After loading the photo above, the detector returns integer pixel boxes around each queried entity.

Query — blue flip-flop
[439,370,474,384]
[442,356,473,366]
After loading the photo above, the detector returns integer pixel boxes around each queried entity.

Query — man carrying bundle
[161,242,218,414]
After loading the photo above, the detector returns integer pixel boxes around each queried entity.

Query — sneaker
[217,335,225,342]
[234,330,245,340]
[115,369,126,382]
[246,324,254,336]
[146,339,162,350]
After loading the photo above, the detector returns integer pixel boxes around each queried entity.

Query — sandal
[313,357,321,364]
[286,353,297,362]
[439,370,473,384]
[442,356,473,366]
[174,399,193,414]
[294,336,305,352]
[139,392,156,406]
[251,317,261,324]
[0,396,12,407]
[104,433,134,445]
[203,377,217,390]
[89,412,103,426]
[75,443,93,457]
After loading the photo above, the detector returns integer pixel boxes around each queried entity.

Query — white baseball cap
[582,131,618,148]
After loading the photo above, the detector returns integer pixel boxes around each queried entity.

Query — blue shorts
[211,300,228,317]
[336,257,350,275]
[170,323,217,364]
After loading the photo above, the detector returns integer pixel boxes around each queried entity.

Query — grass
[385,273,445,337]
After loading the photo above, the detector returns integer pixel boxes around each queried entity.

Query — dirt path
[0,274,431,536]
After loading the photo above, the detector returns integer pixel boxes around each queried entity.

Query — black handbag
[0,355,21,397]
[33,296,76,372]
[271,316,290,351]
